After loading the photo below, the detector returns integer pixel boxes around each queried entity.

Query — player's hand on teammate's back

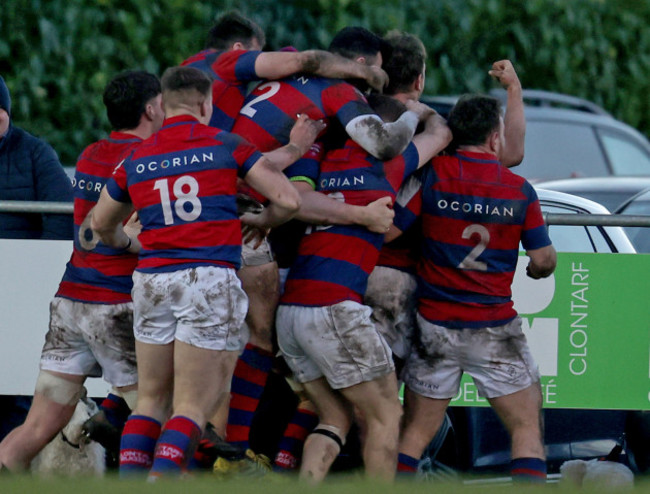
[363,196,395,234]
[289,114,327,157]
[405,99,436,121]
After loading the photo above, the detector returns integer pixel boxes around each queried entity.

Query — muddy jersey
[280,139,419,306]
[402,150,551,329]
[56,132,141,304]
[105,115,262,273]
[181,48,261,131]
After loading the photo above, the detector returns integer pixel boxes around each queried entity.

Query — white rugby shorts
[132,266,248,351]
[403,314,540,399]
[276,300,395,389]
[40,297,137,387]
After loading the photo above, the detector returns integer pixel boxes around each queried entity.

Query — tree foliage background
[1,0,649,166]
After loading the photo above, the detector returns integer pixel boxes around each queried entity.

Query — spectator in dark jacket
[0,75,73,239]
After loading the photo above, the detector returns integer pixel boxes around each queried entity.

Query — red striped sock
[149,416,202,478]
[274,407,318,470]
[511,457,547,483]
[119,415,161,477]
[397,452,419,474]
[226,344,273,448]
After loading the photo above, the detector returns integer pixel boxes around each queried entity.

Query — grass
[1,472,650,494]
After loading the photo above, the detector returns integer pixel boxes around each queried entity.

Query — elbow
[530,247,557,279]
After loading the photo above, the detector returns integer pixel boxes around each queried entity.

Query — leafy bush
[1,0,649,165]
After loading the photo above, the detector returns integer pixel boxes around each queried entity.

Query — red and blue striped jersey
[281,139,420,306]
[403,151,551,329]
[231,75,375,152]
[105,115,263,273]
[181,48,261,131]
[56,132,141,304]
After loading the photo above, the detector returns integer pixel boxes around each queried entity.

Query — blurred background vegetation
[1,0,649,166]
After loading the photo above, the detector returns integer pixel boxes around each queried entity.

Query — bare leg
[0,371,84,471]
[488,382,545,460]
[132,341,174,424]
[340,372,402,481]
[172,340,239,428]
[399,387,451,460]
[237,262,279,352]
[299,377,353,484]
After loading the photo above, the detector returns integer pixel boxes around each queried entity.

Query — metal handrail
[1,200,650,228]
[0,200,73,214]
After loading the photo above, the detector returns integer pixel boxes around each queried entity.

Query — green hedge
[1,0,649,166]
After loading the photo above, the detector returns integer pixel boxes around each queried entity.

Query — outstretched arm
[489,59,525,167]
[91,188,141,253]
[254,50,388,93]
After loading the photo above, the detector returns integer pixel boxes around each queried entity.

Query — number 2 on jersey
[458,224,489,271]
[153,176,202,225]
[240,82,281,118]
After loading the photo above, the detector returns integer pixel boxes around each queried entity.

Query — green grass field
[1,473,650,494]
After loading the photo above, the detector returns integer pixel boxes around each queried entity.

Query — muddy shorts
[403,314,540,400]
[365,266,417,360]
[40,297,137,387]
[276,300,395,389]
[132,266,248,352]
[241,236,275,267]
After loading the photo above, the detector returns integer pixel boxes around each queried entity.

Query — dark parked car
[422,90,650,182]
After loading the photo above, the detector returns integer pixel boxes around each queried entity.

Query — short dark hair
[328,26,392,63]
[205,10,265,50]
[367,93,407,123]
[448,94,502,149]
[103,71,161,131]
[161,66,212,112]
[383,31,426,95]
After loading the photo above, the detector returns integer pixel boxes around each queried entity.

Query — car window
[619,198,650,253]
[539,203,615,253]
[516,122,609,181]
[599,130,650,176]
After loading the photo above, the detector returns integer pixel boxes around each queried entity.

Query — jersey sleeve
[214,50,261,84]
[221,131,264,178]
[321,81,375,128]
[286,141,325,190]
[393,167,424,233]
[521,182,552,250]
[104,159,131,203]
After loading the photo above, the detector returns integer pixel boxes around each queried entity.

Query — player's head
[103,71,162,131]
[448,94,504,153]
[328,26,392,68]
[161,66,213,123]
[367,93,407,123]
[383,31,427,97]
[205,10,266,51]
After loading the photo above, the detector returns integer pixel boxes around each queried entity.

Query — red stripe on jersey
[376,245,417,271]
[139,219,241,250]
[422,214,524,251]
[299,232,378,274]
[283,423,310,440]
[419,259,515,299]
[56,281,132,304]
[282,279,362,306]
[419,298,515,326]
[68,250,138,276]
